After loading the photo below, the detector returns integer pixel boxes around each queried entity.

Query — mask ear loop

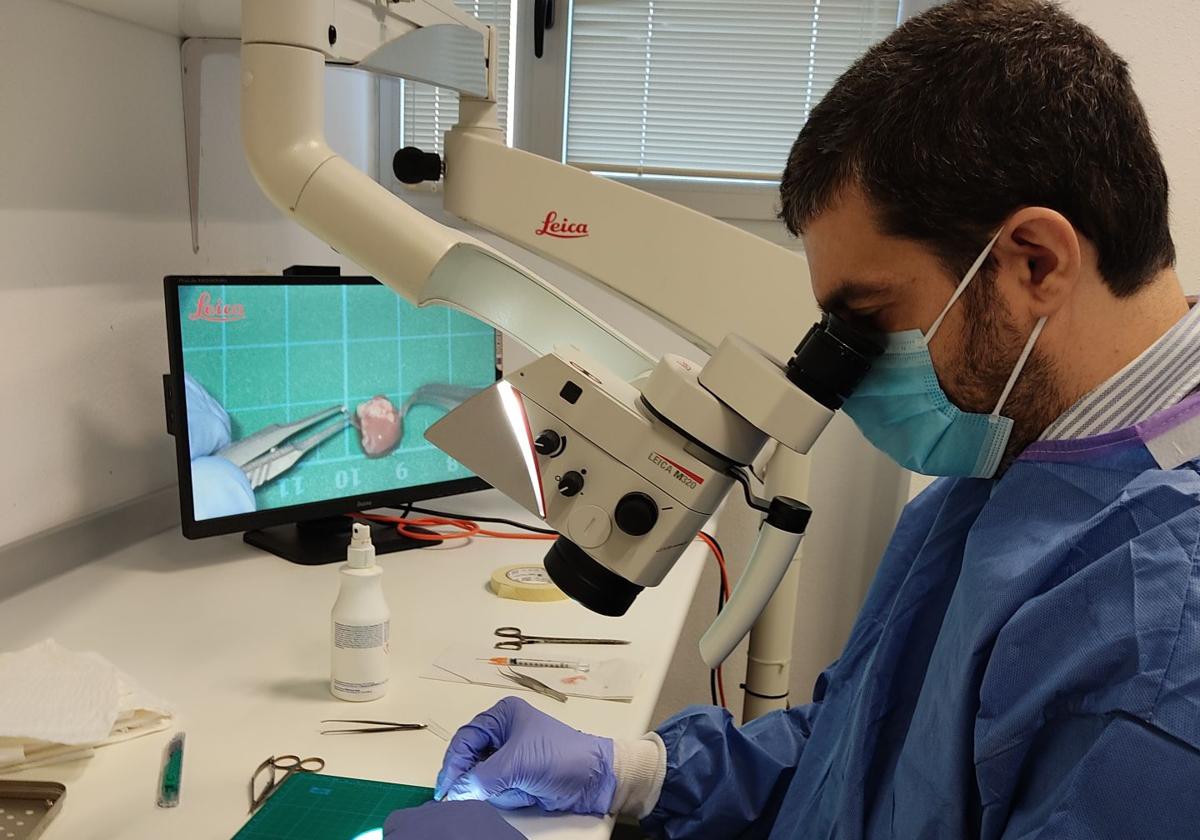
[991,315,1048,416]
[924,230,1005,345]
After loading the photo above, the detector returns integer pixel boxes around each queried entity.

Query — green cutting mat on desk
[233,774,434,839]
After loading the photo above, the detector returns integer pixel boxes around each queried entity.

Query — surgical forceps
[497,666,568,703]
[249,754,325,813]
[217,405,349,490]
[319,719,427,735]
[494,626,630,651]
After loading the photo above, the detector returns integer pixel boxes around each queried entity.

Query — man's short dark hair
[779,0,1175,296]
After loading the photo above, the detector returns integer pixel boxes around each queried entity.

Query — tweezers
[216,405,350,490]
[319,719,428,735]
[497,667,568,703]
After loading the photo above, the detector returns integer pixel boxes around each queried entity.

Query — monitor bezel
[165,274,498,539]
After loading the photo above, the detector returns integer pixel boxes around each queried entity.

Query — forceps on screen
[218,406,349,490]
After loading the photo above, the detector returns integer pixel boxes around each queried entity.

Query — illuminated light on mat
[350,829,382,840]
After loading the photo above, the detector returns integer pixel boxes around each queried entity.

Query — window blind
[565,0,899,180]
[391,0,512,154]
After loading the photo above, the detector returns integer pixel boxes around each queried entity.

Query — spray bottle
[331,523,390,701]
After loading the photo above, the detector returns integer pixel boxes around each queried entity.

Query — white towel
[0,639,172,772]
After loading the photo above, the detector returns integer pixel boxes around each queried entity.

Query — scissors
[494,626,630,651]
[217,406,349,490]
[249,754,325,814]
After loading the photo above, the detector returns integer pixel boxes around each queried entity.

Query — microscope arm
[242,0,820,373]
[241,0,656,380]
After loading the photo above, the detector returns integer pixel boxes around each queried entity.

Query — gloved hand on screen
[434,696,616,815]
[184,372,232,459]
[190,455,256,519]
[183,373,255,518]
[383,801,526,839]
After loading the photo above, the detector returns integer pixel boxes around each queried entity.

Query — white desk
[0,492,707,839]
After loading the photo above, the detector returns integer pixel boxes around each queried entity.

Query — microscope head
[426,315,879,617]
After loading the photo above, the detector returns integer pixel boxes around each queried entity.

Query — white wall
[1061,0,1200,294]
[0,0,374,550]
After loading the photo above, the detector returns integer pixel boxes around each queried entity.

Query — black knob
[535,430,563,456]
[558,471,585,497]
[392,146,443,185]
[614,492,658,536]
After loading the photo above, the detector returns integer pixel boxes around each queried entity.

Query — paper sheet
[0,639,172,772]
[422,644,642,702]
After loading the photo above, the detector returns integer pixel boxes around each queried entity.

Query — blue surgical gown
[644,421,1200,839]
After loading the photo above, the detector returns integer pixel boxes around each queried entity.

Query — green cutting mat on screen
[233,773,434,839]
[179,283,497,514]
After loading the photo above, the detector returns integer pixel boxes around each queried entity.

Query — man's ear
[992,207,1082,317]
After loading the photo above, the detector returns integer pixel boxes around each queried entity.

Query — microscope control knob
[558,471,585,497]
[615,492,658,536]
[535,430,563,456]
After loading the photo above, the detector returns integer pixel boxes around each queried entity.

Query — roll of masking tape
[490,564,568,602]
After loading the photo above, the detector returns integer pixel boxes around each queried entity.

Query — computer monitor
[163,272,500,564]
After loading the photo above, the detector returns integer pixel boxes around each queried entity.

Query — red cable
[697,532,730,709]
[355,512,557,542]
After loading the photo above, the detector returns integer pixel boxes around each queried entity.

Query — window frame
[512,0,932,227]
[378,0,935,229]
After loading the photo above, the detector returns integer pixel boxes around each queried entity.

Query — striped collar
[1041,300,1200,441]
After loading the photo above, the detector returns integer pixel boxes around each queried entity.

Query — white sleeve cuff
[609,732,668,819]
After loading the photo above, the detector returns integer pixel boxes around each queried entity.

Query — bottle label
[332,677,389,695]
[334,621,390,651]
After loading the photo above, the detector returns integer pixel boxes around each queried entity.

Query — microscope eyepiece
[785,313,882,410]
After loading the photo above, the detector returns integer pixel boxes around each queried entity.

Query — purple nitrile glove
[383,800,526,839]
[434,696,616,815]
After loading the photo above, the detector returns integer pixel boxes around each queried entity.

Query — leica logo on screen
[534,211,590,239]
[188,291,246,323]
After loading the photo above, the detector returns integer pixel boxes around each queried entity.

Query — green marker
[157,732,185,808]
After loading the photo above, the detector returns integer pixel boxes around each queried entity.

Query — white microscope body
[427,325,878,669]
[236,0,882,717]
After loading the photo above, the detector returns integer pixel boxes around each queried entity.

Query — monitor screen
[166,276,499,536]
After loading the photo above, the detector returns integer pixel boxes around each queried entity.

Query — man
[387,1,1200,836]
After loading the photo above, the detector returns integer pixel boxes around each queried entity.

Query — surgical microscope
[238,0,881,721]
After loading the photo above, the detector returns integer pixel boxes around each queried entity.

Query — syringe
[481,656,591,672]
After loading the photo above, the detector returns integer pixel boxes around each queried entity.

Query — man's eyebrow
[817,279,892,314]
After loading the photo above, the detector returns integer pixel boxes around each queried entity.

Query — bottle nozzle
[351,522,372,546]
[347,522,376,568]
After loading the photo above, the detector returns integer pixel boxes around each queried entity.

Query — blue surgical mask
[840,232,1048,478]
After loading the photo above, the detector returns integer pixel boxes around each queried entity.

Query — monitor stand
[244,516,434,566]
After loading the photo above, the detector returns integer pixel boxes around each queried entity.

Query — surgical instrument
[217,405,348,490]
[319,719,427,735]
[493,626,630,651]
[156,731,185,808]
[482,656,591,671]
[249,754,325,814]
[497,667,568,703]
